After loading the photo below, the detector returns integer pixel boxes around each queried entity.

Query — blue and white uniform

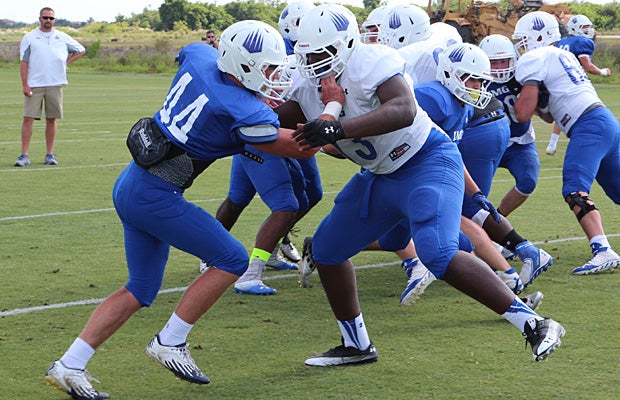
[515,45,620,201]
[490,78,540,198]
[113,43,282,306]
[556,35,595,61]
[459,97,510,219]
[289,43,465,278]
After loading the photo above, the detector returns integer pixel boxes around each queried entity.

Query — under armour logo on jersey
[324,126,335,134]
[448,46,466,63]
[329,11,349,31]
[532,16,545,31]
[388,12,402,29]
[243,30,264,53]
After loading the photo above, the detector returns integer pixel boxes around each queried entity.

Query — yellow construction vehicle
[427,0,571,44]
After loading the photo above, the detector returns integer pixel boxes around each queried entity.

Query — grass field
[1,64,619,400]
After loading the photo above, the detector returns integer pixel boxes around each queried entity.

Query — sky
[2,0,612,24]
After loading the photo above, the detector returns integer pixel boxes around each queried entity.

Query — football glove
[296,119,345,148]
[472,191,501,223]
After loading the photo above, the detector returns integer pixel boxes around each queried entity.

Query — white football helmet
[361,6,388,44]
[479,34,518,83]
[380,4,431,49]
[278,1,314,43]
[294,4,359,84]
[513,11,561,54]
[217,20,292,100]
[568,14,595,39]
[436,43,493,109]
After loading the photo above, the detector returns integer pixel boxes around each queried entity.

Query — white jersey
[20,28,85,87]
[398,22,463,85]
[515,46,602,133]
[289,43,433,174]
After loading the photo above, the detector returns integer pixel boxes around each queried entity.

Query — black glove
[297,119,345,148]
[472,191,501,223]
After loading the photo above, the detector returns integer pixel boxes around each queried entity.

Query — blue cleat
[516,241,553,288]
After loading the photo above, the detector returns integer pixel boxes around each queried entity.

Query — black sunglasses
[41,16,55,20]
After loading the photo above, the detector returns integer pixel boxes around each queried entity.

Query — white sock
[338,313,371,350]
[236,257,266,284]
[590,235,610,249]
[158,312,193,346]
[60,337,95,370]
[548,133,559,146]
[502,298,542,333]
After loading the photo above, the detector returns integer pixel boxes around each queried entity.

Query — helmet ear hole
[241,64,251,73]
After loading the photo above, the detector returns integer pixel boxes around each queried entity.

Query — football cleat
[198,260,210,274]
[400,258,436,305]
[571,244,620,275]
[298,237,316,288]
[146,334,210,384]
[516,241,553,288]
[280,237,301,262]
[233,280,277,295]
[266,252,298,270]
[14,154,30,167]
[45,360,110,400]
[520,291,544,311]
[523,318,565,362]
[305,341,378,366]
[545,143,557,156]
[496,268,524,294]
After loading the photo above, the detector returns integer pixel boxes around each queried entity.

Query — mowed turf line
[0,66,619,399]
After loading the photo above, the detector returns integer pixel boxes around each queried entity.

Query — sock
[590,235,610,252]
[158,312,193,346]
[548,133,559,146]
[338,313,371,350]
[502,298,542,333]
[236,252,268,284]
[60,337,95,370]
[500,229,525,252]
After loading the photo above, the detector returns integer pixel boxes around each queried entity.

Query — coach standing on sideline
[15,6,85,167]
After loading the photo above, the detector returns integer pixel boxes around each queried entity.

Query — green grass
[1,65,619,400]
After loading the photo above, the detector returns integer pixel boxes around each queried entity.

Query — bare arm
[514,84,540,123]
[578,55,610,76]
[20,60,31,96]
[67,50,85,65]
[252,128,319,159]
[339,75,415,139]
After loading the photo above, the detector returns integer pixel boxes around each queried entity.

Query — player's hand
[293,119,345,148]
[320,76,345,105]
[600,67,611,77]
[472,191,501,223]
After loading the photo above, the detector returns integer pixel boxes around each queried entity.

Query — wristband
[600,68,609,77]
[321,101,342,120]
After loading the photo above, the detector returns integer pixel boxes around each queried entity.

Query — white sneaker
[234,280,277,295]
[298,237,315,288]
[45,360,110,399]
[572,246,620,275]
[400,259,436,305]
[523,318,565,362]
[545,143,557,156]
[279,241,301,262]
[146,334,210,384]
[198,260,210,274]
[516,241,553,288]
[496,268,524,294]
[266,252,298,270]
[521,291,544,311]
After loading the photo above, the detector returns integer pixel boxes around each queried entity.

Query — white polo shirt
[20,28,85,87]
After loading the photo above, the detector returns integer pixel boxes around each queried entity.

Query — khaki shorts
[24,86,63,120]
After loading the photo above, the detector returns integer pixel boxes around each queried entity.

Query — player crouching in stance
[513,12,620,275]
[44,20,323,399]
[286,4,565,367]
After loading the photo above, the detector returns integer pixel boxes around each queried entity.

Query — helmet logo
[243,30,264,53]
[329,11,349,31]
[388,12,402,29]
[532,16,545,31]
[571,16,577,23]
[281,8,289,20]
[448,46,465,63]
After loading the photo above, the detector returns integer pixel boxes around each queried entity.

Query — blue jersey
[284,38,295,56]
[414,80,472,142]
[152,43,279,161]
[556,35,595,59]
[488,79,532,139]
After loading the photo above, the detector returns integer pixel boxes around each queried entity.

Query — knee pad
[566,192,598,221]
